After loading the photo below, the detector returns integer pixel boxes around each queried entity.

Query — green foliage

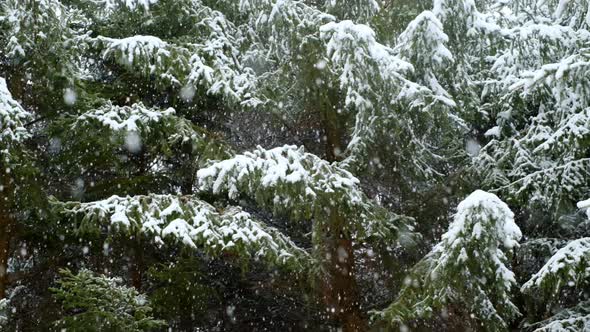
[323,0,380,23]
[2,0,590,329]
[148,258,217,327]
[51,268,165,331]
[0,77,31,167]
[0,0,90,110]
[472,4,590,215]
[82,0,258,105]
[394,10,454,103]
[373,0,431,44]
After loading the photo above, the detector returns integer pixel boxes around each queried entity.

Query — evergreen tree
[376,190,522,331]
[1,0,589,330]
[196,144,414,329]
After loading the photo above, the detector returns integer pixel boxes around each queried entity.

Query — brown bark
[0,218,10,300]
[0,175,12,300]
[318,92,366,331]
[322,209,366,332]
[323,104,343,162]
[180,163,195,195]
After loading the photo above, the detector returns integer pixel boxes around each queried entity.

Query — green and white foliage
[104,0,160,11]
[580,198,590,220]
[239,0,456,177]
[51,268,165,331]
[320,20,459,175]
[376,190,522,331]
[238,0,334,111]
[239,0,333,44]
[524,300,590,332]
[479,0,589,123]
[0,0,85,63]
[90,0,258,104]
[430,0,512,122]
[476,54,590,212]
[50,101,230,196]
[0,77,30,160]
[65,101,228,162]
[231,1,463,191]
[0,298,6,327]
[0,0,89,97]
[323,0,380,23]
[520,202,590,330]
[52,194,307,266]
[522,238,590,300]
[472,1,590,214]
[432,0,479,44]
[197,145,414,242]
[0,286,23,328]
[394,10,455,103]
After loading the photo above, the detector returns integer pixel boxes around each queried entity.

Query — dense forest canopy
[0,0,589,330]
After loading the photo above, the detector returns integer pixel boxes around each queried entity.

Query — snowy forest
[0,0,589,331]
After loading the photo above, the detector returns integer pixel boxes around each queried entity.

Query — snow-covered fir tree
[376,190,522,331]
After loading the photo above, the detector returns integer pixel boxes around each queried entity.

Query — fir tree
[376,190,522,331]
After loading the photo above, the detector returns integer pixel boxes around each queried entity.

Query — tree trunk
[180,162,195,195]
[0,218,10,300]
[130,236,143,290]
[0,175,12,300]
[322,208,366,331]
[318,92,366,331]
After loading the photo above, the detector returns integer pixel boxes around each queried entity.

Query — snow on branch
[0,77,31,152]
[71,102,209,148]
[319,20,456,174]
[64,101,231,167]
[522,238,590,298]
[104,0,159,11]
[74,102,175,132]
[525,300,590,332]
[95,17,257,104]
[510,50,590,93]
[394,10,455,100]
[579,198,590,220]
[395,11,453,68]
[197,145,413,241]
[52,194,307,267]
[320,20,418,107]
[324,0,380,23]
